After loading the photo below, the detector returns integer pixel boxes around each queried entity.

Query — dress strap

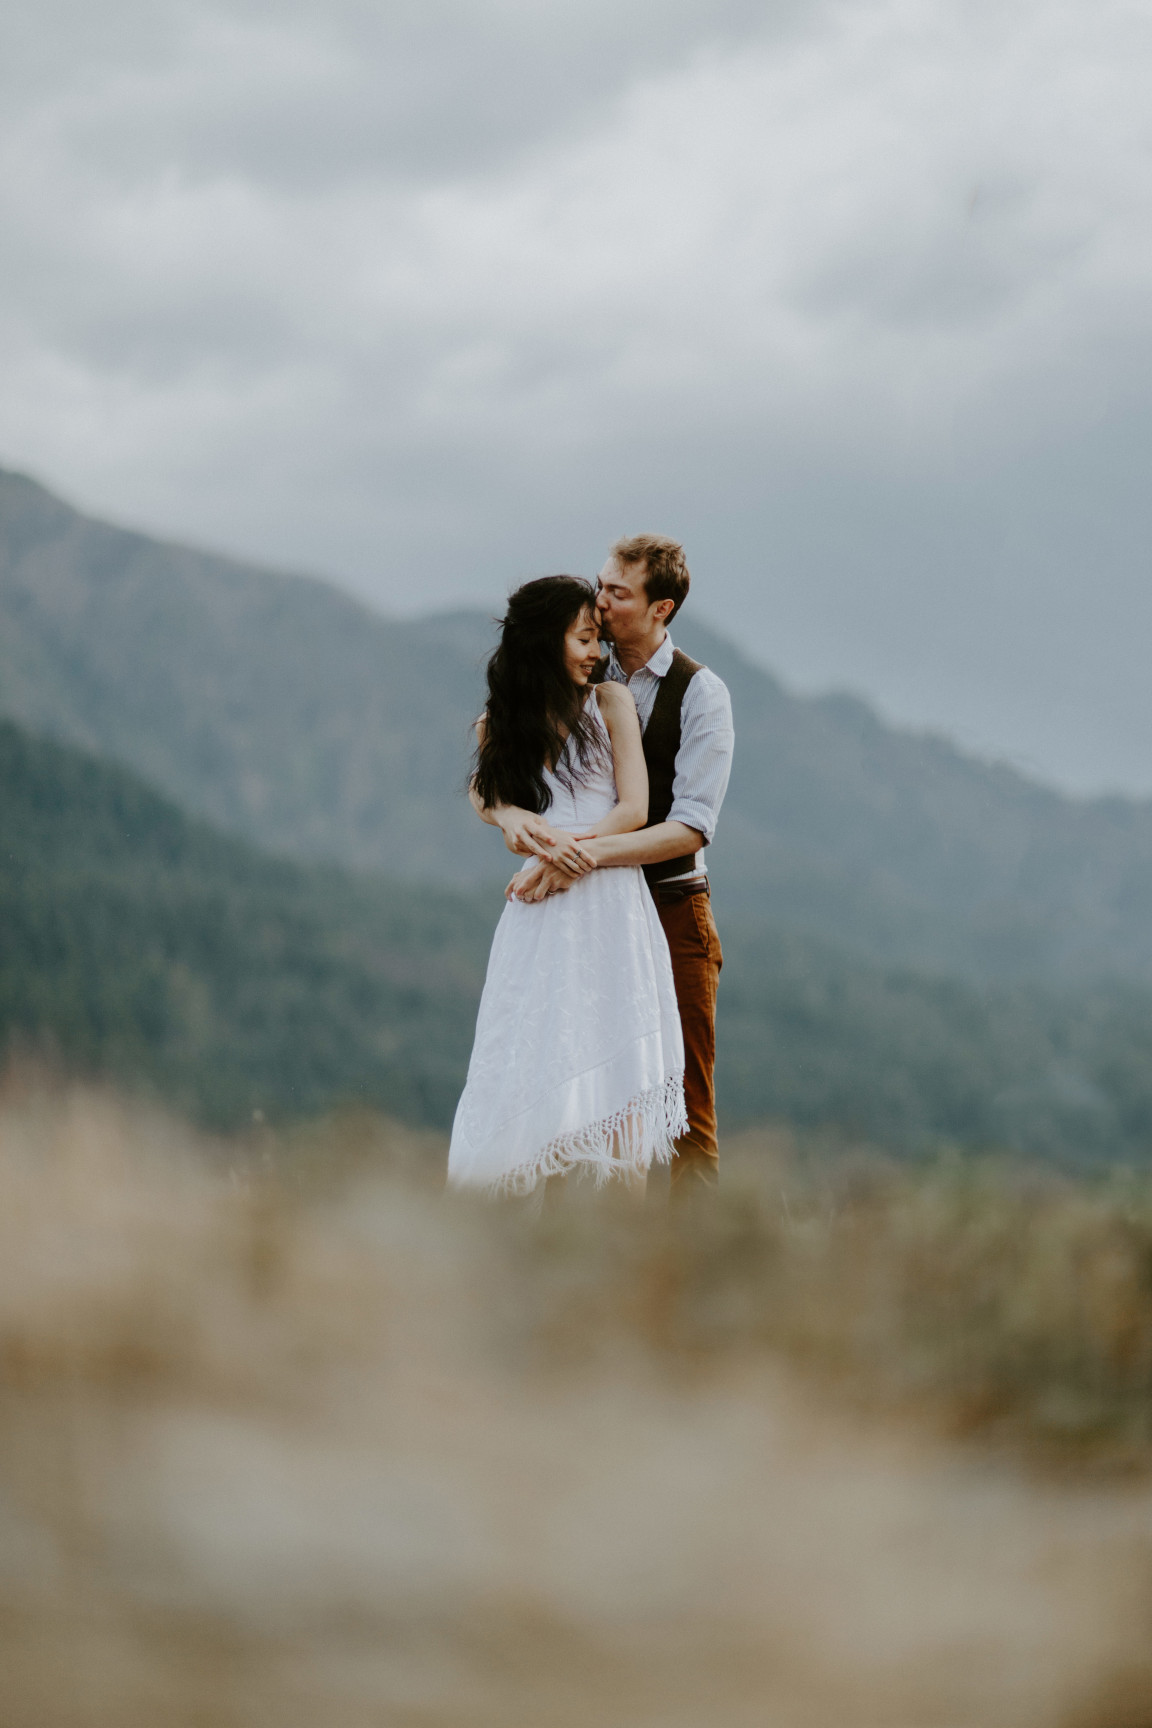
[585,684,610,734]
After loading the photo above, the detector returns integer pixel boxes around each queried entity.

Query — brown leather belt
[652,877,710,906]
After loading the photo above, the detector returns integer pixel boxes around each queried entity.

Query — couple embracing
[448,535,735,1203]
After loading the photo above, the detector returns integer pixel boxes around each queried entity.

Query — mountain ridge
[6,464,1152,981]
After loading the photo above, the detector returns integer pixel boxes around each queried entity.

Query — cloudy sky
[3,0,1152,793]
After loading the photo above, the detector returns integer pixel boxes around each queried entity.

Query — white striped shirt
[601,633,734,881]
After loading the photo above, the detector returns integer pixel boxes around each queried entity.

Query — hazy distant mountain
[6,464,1152,982]
[0,467,495,886]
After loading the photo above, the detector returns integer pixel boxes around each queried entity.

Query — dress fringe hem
[477,1072,688,1198]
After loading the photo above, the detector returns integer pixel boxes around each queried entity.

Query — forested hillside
[5,711,1152,1162]
[7,465,1152,983]
[0,720,492,1127]
[721,925,1152,1168]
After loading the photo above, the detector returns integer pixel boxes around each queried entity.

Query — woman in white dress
[447,577,687,1197]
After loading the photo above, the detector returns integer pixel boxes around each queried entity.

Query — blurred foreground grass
[5,1080,1152,1726]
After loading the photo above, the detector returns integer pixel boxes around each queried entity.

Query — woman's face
[562,606,601,687]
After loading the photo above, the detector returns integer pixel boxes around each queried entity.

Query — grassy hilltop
[3,1087,1152,1726]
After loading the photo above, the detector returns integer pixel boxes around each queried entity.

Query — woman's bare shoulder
[593,680,637,714]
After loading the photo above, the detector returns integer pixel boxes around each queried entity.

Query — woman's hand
[546,832,597,878]
[497,812,596,876]
[496,809,563,860]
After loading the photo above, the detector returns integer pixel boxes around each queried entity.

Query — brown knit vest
[592,647,704,887]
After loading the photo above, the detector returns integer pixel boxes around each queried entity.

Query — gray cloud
[2,0,801,186]
[2,0,1152,792]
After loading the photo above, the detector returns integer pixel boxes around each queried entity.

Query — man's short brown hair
[611,533,690,621]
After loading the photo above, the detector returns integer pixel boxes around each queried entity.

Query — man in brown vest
[514,535,735,1198]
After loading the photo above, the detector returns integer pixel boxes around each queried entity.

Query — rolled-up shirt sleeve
[667,669,734,845]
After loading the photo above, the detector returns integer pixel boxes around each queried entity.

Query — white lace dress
[448,692,687,1195]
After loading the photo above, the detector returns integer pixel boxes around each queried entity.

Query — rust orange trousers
[654,882,723,1198]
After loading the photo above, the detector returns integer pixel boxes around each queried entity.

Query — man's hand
[506,859,581,902]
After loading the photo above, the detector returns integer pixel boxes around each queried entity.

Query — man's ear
[652,597,676,626]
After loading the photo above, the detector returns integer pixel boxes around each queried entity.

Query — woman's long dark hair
[472,576,607,815]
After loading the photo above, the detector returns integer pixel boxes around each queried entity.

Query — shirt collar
[606,633,674,679]
[646,634,675,677]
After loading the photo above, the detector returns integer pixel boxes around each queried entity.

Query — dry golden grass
[4,1081,1152,1726]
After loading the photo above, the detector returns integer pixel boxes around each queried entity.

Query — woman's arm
[469,715,572,863]
[509,688,647,898]
[582,683,648,837]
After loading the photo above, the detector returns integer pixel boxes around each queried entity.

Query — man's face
[595,556,658,647]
